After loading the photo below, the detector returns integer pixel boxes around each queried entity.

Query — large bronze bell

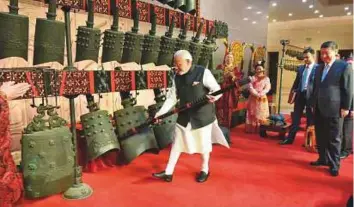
[148,91,177,149]
[114,96,159,164]
[167,0,185,8]
[179,0,196,14]
[21,105,74,199]
[189,20,204,64]
[80,95,120,161]
[140,10,160,65]
[121,0,143,64]
[33,0,65,65]
[173,0,185,8]
[175,18,190,52]
[0,0,29,60]
[198,26,216,68]
[75,0,101,62]
[157,16,176,66]
[102,7,124,63]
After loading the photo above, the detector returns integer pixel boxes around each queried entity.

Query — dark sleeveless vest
[174,65,216,129]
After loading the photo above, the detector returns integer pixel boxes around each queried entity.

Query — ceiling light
[314,10,319,14]
[252,21,257,24]
[309,4,314,8]
[243,17,249,20]
[288,13,293,16]
[344,7,349,11]
[256,11,262,14]
[272,19,277,22]
[266,15,269,18]
[302,0,307,2]
[347,12,352,16]
[319,15,323,18]
[272,2,277,7]
[247,6,252,9]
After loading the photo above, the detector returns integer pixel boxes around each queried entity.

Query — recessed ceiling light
[288,13,293,16]
[247,6,252,9]
[314,10,319,14]
[252,21,257,24]
[309,4,314,8]
[256,11,262,14]
[347,12,352,16]
[266,15,269,18]
[344,7,349,11]
[272,19,277,22]
[243,17,249,20]
[319,15,324,18]
[272,2,277,7]
[302,0,307,2]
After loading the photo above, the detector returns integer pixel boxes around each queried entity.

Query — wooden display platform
[259,124,290,139]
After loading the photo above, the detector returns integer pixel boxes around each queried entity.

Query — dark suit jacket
[312,60,353,117]
[291,64,318,101]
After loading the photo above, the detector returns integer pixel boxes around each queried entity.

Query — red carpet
[19,124,353,207]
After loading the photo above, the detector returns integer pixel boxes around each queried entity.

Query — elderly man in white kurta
[152,50,229,183]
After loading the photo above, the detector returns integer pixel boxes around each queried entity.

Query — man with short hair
[152,50,229,183]
[280,47,318,145]
[340,58,353,159]
[310,41,353,176]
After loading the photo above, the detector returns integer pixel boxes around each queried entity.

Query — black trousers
[341,116,353,154]
[314,107,343,169]
[287,91,314,140]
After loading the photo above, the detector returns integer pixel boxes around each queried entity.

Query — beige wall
[267,15,354,113]
[200,0,269,74]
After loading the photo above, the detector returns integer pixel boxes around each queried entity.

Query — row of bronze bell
[20,92,176,199]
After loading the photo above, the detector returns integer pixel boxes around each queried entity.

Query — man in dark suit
[280,47,317,145]
[340,98,353,159]
[310,41,353,176]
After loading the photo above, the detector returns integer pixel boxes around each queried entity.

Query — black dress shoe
[329,168,339,176]
[340,152,349,159]
[310,160,328,166]
[196,171,210,183]
[152,171,173,182]
[279,139,294,145]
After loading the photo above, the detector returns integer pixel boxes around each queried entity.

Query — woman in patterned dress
[0,81,30,207]
[245,63,271,133]
[215,53,243,129]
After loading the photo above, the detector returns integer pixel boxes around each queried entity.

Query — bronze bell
[75,0,101,62]
[179,0,196,14]
[114,95,159,164]
[173,0,185,8]
[0,0,29,60]
[21,105,74,199]
[33,0,65,65]
[80,94,120,161]
[80,110,120,161]
[148,94,177,149]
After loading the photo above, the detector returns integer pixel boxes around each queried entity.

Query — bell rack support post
[277,39,290,114]
[61,4,93,200]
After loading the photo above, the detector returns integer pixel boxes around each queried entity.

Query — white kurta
[155,69,230,154]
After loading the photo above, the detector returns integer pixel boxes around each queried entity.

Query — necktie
[301,66,309,91]
[321,64,330,82]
